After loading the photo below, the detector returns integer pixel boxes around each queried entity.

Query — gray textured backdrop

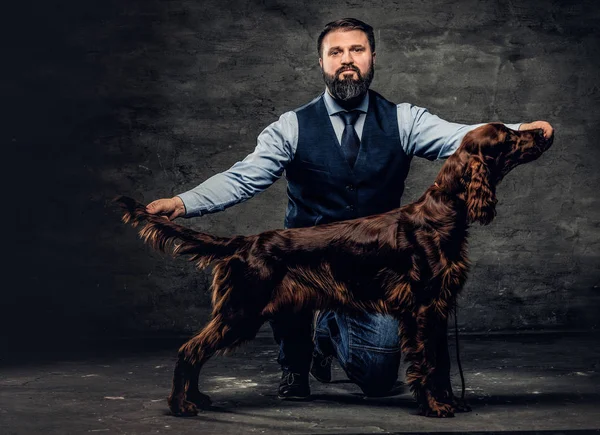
[5,0,600,347]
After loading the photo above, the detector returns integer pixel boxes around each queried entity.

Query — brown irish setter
[116,123,552,418]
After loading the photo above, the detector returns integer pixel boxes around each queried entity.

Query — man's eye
[330,51,340,56]
[352,47,364,52]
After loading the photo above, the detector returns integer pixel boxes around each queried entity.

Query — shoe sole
[277,394,311,400]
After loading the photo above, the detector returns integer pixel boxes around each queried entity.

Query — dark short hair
[317,18,375,57]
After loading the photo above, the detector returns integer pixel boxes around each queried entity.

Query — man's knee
[345,347,401,396]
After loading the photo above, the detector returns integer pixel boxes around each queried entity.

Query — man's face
[319,29,375,101]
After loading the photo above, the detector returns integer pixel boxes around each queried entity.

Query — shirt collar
[323,88,369,116]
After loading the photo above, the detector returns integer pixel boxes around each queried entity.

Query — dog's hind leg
[167,256,271,416]
[168,352,203,417]
[185,363,212,409]
[168,324,217,417]
[167,313,265,416]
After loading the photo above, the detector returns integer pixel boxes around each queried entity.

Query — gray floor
[1,328,599,434]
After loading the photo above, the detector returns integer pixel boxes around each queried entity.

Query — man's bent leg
[313,310,337,357]
[311,310,337,382]
[329,310,402,396]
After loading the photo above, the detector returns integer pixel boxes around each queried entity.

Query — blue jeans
[271,309,401,396]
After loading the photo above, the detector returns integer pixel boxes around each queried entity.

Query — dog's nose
[532,128,547,144]
[535,128,553,149]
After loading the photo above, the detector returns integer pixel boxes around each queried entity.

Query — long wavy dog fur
[116,123,552,417]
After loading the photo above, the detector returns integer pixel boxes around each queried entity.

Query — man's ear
[319,58,323,68]
[372,52,376,64]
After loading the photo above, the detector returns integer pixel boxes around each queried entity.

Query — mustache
[321,62,374,102]
[336,66,361,76]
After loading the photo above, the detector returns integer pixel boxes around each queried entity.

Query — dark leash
[454,303,466,401]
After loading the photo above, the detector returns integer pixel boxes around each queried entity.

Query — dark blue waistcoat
[284,90,412,229]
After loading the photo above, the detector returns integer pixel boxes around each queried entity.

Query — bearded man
[146,18,553,400]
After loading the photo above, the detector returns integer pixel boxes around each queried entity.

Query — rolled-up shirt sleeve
[398,104,522,160]
[177,111,298,217]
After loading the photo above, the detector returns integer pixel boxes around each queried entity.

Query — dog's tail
[114,196,247,268]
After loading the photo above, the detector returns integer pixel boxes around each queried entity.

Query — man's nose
[341,49,354,64]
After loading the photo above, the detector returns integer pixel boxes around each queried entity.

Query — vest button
[346,205,355,211]
[346,184,355,191]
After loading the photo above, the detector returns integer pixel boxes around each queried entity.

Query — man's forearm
[177,164,282,217]
[176,112,298,217]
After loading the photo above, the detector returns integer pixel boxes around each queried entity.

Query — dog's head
[436,123,553,225]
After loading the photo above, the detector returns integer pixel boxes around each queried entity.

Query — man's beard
[322,63,374,106]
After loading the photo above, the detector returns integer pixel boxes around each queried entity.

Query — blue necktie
[338,111,361,169]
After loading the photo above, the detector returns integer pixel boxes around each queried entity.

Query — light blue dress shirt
[177,91,521,217]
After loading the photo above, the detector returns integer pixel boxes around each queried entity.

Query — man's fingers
[540,125,554,139]
[146,199,173,215]
[535,121,553,139]
[146,197,185,220]
[145,201,162,214]
[521,121,554,139]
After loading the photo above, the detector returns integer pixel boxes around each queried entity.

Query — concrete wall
[5,0,600,347]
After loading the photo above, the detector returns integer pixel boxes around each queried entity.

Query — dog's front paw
[186,390,212,409]
[168,395,199,417]
[418,401,455,418]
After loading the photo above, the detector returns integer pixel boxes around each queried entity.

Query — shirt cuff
[176,192,199,218]
[504,123,522,131]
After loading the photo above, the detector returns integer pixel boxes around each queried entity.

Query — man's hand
[519,121,554,140]
[146,196,186,220]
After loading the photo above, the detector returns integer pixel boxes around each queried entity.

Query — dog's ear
[435,152,468,193]
[466,155,497,225]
